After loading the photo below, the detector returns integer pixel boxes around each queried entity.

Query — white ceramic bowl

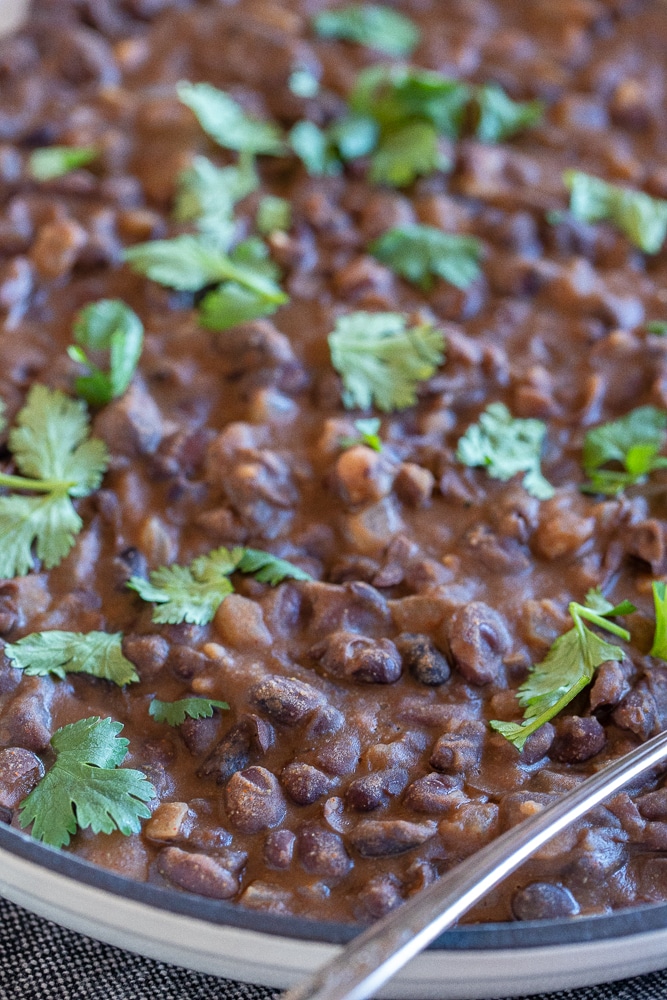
[1,823,667,998]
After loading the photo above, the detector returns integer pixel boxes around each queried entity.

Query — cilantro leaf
[127,557,235,626]
[647,320,667,336]
[581,406,667,495]
[289,67,320,98]
[351,65,471,139]
[328,311,445,412]
[68,299,144,407]
[4,631,139,685]
[474,85,544,143]
[650,581,667,660]
[340,417,383,452]
[256,196,292,235]
[313,5,420,57]
[198,238,288,330]
[177,81,285,156]
[174,153,258,246]
[123,234,238,291]
[0,386,109,577]
[490,594,631,750]
[370,224,482,289]
[328,114,379,162]
[124,234,288,327]
[149,697,229,726]
[128,546,311,624]
[29,146,97,181]
[290,120,342,176]
[370,121,446,187]
[564,170,667,254]
[456,402,554,499]
[19,717,154,848]
[234,548,313,585]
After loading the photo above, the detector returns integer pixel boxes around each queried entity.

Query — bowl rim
[2,821,667,951]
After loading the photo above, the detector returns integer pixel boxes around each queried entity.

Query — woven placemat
[1,895,667,1000]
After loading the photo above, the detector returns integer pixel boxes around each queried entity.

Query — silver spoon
[283,728,667,1000]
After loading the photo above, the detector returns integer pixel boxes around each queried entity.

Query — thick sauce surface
[1,0,667,926]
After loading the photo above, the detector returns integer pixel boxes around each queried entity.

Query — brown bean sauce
[1,0,667,927]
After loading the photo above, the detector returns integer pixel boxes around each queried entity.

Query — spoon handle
[283,729,667,1000]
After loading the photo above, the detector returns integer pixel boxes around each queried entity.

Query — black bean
[249,675,326,725]
[180,714,221,757]
[313,731,361,776]
[446,602,511,685]
[519,723,555,765]
[264,829,296,869]
[168,645,211,680]
[0,747,44,813]
[512,882,580,921]
[303,704,345,739]
[122,634,169,682]
[550,716,606,763]
[296,822,352,878]
[395,633,451,686]
[355,874,403,920]
[349,819,437,857]
[281,763,330,805]
[589,661,629,711]
[310,630,402,684]
[157,847,240,899]
[225,766,286,834]
[430,722,486,772]
[636,787,667,821]
[198,714,274,784]
[345,768,408,812]
[403,773,465,814]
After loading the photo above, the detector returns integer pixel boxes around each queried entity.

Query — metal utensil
[283,728,667,1000]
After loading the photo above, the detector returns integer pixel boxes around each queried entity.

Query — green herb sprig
[0,386,108,578]
[128,546,312,625]
[491,590,635,750]
[5,631,139,686]
[328,312,445,412]
[581,406,667,496]
[564,170,667,254]
[68,300,144,407]
[149,697,229,726]
[456,402,554,500]
[313,4,420,57]
[19,717,154,848]
[370,224,482,290]
[29,146,97,181]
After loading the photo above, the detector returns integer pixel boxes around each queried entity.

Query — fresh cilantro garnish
[256,196,292,235]
[328,311,445,412]
[174,153,258,246]
[351,65,471,139]
[234,548,313,585]
[647,320,667,336]
[149,697,229,726]
[564,170,667,254]
[290,117,378,176]
[369,120,445,187]
[340,417,383,452]
[456,402,554,500]
[19,717,154,849]
[176,81,285,155]
[4,631,139,685]
[289,67,320,98]
[370,224,482,289]
[29,146,97,181]
[650,581,667,660]
[128,546,312,625]
[474,84,544,143]
[67,300,144,407]
[581,406,667,496]
[490,591,634,750]
[0,386,109,578]
[313,4,420,57]
[124,234,288,329]
[198,238,288,330]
